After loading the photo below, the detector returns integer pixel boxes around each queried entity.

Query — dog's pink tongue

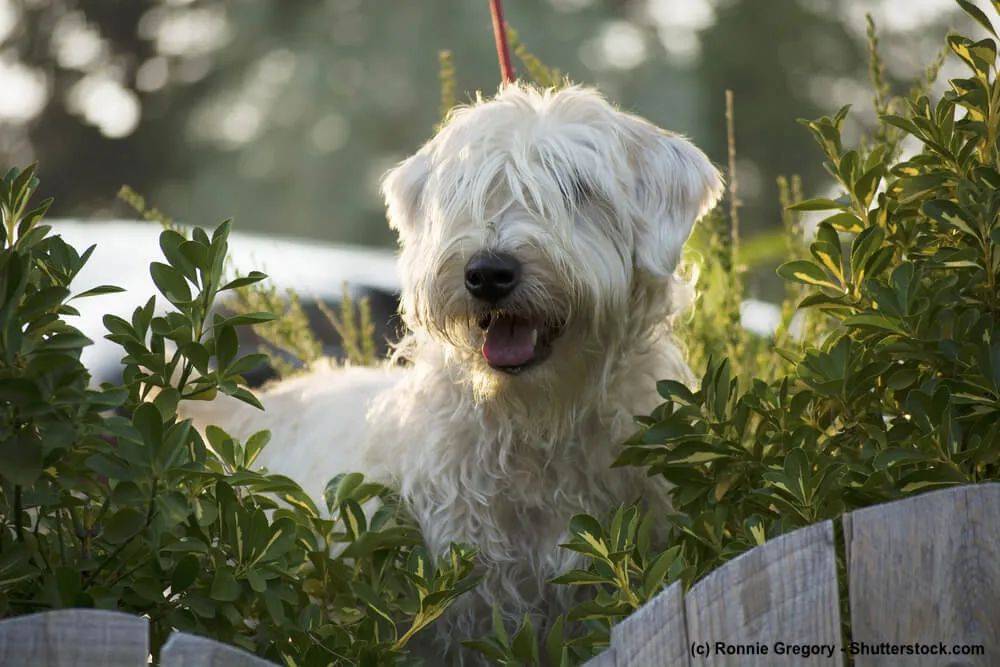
[483,315,537,367]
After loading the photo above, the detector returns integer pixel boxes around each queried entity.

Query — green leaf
[352,580,395,625]
[0,431,43,486]
[210,567,242,602]
[171,554,200,591]
[511,615,539,664]
[843,313,905,334]
[150,262,192,304]
[873,448,932,470]
[958,0,998,38]
[822,212,865,233]
[922,200,979,238]
[71,285,125,300]
[220,271,268,291]
[777,260,842,290]
[853,163,883,208]
[214,312,278,329]
[340,499,367,539]
[462,639,509,661]
[545,615,566,667]
[103,507,146,543]
[850,226,885,281]
[886,368,919,390]
[179,240,210,272]
[788,198,848,211]
[642,546,681,597]
[227,387,263,410]
[43,332,93,350]
[159,230,198,283]
[226,353,267,378]
[132,402,163,448]
[54,567,82,606]
[214,325,238,370]
[325,472,365,510]
[568,514,605,542]
[549,569,612,586]
[246,568,267,593]
[243,430,270,468]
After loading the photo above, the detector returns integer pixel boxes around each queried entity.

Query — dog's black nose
[465,251,521,303]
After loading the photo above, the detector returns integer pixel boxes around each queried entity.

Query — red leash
[489,0,516,84]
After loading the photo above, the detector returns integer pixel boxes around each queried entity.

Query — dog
[191,82,722,653]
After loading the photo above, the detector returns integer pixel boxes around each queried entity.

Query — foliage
[224,276,377,375]
[224,274,322,377]
[118,185,178,232]
[316,285,377,367]
[118,183,376,376]
[464,507,688,666]
[469,3,1000,663]
[0,168,477,664]
[505,25,564,89]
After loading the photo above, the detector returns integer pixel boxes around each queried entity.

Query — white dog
[193,83,721,650]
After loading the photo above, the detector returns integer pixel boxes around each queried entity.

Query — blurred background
[0,0,984,376]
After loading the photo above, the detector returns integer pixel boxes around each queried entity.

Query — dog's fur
[190,83,721,651]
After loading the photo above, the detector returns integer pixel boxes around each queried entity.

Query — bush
[0,168,477,664]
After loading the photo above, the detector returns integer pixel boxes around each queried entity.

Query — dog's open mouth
[478,313,561,374]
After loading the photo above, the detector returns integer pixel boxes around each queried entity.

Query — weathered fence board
[844,483,1000,667]
[584,646,618,667]
[0,609,148,667]
[584,581,689,667]
[161,632,279,667]
[685,520,841,666]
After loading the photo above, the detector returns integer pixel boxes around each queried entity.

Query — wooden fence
[0,484,996,666]
[587,483,999,666]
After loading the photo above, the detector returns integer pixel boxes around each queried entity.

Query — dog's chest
[402,412,633,568]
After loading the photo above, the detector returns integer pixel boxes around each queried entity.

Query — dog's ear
[382,152,432,240]
[624,118,723,277]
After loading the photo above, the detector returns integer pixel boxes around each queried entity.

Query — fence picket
[0,609,148,667]
[583,646,617,667]
[844,483,1000,666]
[684,520,841,666]
[584,580,689,667]
[160,631,279,667]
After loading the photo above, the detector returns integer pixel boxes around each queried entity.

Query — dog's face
[382,84,721,400]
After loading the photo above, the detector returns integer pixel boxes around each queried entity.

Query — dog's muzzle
[465,252,563,374]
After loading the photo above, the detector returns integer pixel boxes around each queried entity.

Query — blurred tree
[697,0,866,238]
[0,0,964,260]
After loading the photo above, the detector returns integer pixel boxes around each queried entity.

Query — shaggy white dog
[193,83,721,649]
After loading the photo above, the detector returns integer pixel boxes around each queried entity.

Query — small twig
[724,90,740,255]
[57,508,67,564]
[13,485,23,542]
[31,508,51,572]
[83,478,159,587]
[723,90,746,370]
[489,0,516,84]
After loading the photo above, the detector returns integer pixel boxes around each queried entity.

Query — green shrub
[0,168,477,664]
[620,0,1000,576]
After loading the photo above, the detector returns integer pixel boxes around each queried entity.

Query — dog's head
[382,84,721,400]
